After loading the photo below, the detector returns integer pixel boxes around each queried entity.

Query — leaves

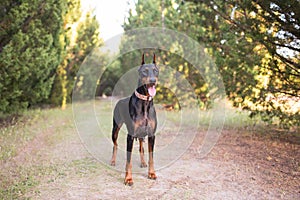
[0,0,101,113]
[0,0,66,114]
[118,0,300,127]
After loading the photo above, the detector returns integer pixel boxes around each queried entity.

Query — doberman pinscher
[110,53,159,186]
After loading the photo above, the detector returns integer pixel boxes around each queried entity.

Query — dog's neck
[135,85,152,120]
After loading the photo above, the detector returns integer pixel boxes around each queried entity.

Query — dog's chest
[133,114,156,138]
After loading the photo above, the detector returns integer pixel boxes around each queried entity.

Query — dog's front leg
[124,135,134,186]
[148,136,157,180]
[139,138,147,168]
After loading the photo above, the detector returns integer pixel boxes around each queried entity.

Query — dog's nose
[149,77,156,83]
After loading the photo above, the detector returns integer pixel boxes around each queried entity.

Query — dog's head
[138,53,159,96]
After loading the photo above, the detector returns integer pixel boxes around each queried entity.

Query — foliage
[0,0,102,114]
[74,48,109,100]
[1,0,298,127]
[0,0,66,114]
[119,0,300,127]
[184,0,300,127]
[50,0,102,109]
[96,55,121,97]
[117,0,209,109]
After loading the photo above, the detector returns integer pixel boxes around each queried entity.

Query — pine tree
[0,0,66,114]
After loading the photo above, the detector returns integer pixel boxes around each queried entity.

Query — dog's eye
[153,67,159,75]
[142,68,149,76]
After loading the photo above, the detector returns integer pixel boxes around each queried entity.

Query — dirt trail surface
[1,109,299,199]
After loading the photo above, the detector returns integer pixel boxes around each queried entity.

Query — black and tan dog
[110,54,159,185]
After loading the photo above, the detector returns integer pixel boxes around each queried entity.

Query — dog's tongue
[148,85,156,97]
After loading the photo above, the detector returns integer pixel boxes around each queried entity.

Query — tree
[184,0,300,127]
[120,0,208,109]
[0,0,102,114]
[50,0,102,109]
[121,0,299,127]
[0,0,66,114]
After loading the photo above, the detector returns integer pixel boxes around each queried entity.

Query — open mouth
[146,83,156,97]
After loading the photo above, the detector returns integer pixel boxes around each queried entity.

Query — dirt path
[1,108,299,199]
[23,130,299,199]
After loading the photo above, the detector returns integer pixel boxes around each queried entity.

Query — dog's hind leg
[139,138,147,168]
[110,119,121,166]
[148,136,157,180]
[124,134,134,186]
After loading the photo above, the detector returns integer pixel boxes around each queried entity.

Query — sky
[81,0,135,41]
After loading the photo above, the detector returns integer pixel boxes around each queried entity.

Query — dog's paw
[124,177,134,186]
[140,162,148,168]
[148,172,157,180]
[110,160,116,166]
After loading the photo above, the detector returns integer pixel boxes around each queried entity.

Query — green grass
[0,99,292,198]
[157,101,263,131]
[0,110,40,160]
[0,106,74,199]
[224,108,262,129]
[1,166,39,199]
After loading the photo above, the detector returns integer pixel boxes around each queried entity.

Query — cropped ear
[141,53,145,65]
[153,53,156,64]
